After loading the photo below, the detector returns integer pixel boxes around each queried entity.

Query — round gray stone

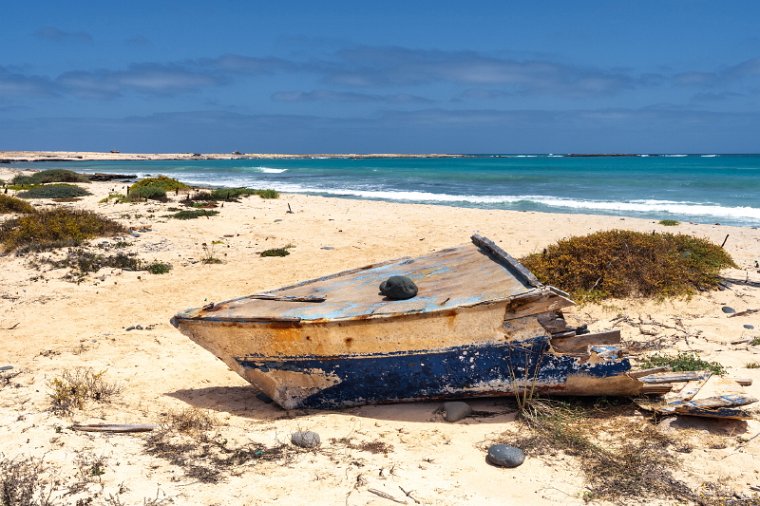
[486,444,525,468]
[744,324,755,330]
[291,431,321,448]
[442,401,472,422]
[722,306,736,314]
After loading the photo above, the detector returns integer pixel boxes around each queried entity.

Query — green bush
[128,186,167,202]
[12,169,90,185]
[146,261,172,274]
[130,175,189,194]
[171,209,219,220]
[17,184,91,199]
[658,220,680,226]
[0,208,126,253]
[520,230,736,302]
[0,194,35,214]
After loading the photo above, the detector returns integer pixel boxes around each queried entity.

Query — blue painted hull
[236,335,633,408]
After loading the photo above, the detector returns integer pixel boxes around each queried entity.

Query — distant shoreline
[0,150,752,163]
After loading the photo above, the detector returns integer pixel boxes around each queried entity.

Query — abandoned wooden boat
[171,235,756,415]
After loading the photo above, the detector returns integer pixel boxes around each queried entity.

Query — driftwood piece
[471,234,542,288]
[368,488,407,504]
[0,365,13,372]
[721,277,760,289]
[640,384,674,394]
[550,330,621,353]
[71,423,157,433]
[728,308,759,318]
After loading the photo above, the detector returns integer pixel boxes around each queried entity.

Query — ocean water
[13,154,760,227]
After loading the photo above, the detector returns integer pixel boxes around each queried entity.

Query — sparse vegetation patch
[658,219,680,226]
[511,398,698,504]
[0,194,35,214]
[520,230,736,302]
[0,208,126,254]
[640,352,726,375]
[17,184,91,199]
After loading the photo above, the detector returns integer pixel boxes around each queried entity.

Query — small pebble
[442,401,472,422]
[486,444,525,468]
[291,431,320,448]
[745,324,755,330]
[722,306,736,314]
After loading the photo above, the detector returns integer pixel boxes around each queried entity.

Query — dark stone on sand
[379,276,418,300]
[745,324,755,330]
[722,306,736,314]
[291,431,321,448]
[442,401,472,422]
[486,444,525,468]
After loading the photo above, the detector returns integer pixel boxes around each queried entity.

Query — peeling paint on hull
[236,336,636,409]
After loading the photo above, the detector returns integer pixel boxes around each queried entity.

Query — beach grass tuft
[658,219,680,226]
[145,261,172,274]
[12,169,90,185]
[17,183,91,199]
[0,194,35,214]
[520,230,736,302]
[640,352,726,375]
[0,208,126,254]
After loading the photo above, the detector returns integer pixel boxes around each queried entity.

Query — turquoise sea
[13,154,760,227]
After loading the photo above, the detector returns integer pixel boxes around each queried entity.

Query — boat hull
[236,335,640,409]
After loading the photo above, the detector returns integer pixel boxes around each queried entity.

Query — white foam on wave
[701,154,718,158]
[664,154,688,157]
[254,166,288,174]
[283,187,760,221]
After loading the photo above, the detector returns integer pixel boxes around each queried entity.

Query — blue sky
[2,1,760,153]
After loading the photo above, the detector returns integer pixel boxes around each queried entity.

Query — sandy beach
[1,166,759,505]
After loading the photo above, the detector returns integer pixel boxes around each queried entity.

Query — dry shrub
[0,456,55,506]
[162,408,215,433]
[48,368,121,413]
[521,230,736,302]
[0,209,126,254]
[0,195,35,214]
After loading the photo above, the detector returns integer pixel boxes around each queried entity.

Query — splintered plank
[471,234,542,288]
[639,371,712,384]
[551,330,622,353]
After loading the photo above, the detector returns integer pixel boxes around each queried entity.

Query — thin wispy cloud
[34,26,92,44]
[272,89,432,104]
